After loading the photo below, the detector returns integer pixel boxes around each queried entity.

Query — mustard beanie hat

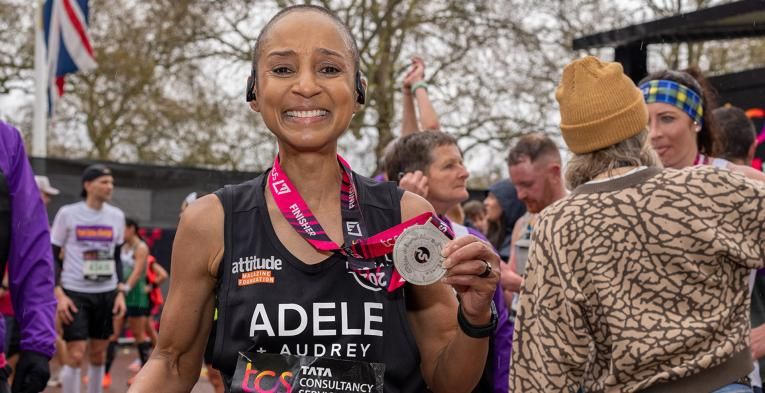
[556,56,649,154]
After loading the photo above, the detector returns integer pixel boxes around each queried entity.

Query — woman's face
[647,102,698,169]
[251,11,358,152]
[483,194,503,222]
[125,225,136,241]
[425,144,469,213]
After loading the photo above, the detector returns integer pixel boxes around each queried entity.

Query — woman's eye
[272,66,292,75]
[660,115,675,123]
[320,66,341,74]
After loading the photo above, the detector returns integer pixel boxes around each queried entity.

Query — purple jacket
[442,216,512,393]
[0,121,56,358]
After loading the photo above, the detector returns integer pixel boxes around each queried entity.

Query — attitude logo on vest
[234,255,283,287]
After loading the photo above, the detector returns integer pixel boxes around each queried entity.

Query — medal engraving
[393,224,448,285]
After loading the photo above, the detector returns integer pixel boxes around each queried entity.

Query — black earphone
[354,71,365,105]
[246,69,256,102]
[245,69,366,105]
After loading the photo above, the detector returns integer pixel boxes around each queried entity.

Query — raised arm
[129,195,223,392]
[410,58,441,131]
[401,192,497,392]
[400,60,420,136]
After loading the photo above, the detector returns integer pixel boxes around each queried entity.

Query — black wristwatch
[457,301,498,338]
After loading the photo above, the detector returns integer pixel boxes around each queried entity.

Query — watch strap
[457,300,497,338]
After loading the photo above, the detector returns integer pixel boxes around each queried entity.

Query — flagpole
[32,0,47,158]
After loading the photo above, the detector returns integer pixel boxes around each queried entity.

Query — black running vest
[213,172,427,392]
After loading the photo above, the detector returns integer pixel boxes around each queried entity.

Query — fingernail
[442,257,451,268]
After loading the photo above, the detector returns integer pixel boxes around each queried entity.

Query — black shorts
[126,306,150,317]
[62,289,117,341]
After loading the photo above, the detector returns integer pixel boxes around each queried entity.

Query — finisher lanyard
[268,154,453,292]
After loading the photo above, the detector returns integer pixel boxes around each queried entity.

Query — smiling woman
[129,5,501,393]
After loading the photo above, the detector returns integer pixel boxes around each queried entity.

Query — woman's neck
[676,148,699,169]
[126,236,140,248]
[277,148,343,208]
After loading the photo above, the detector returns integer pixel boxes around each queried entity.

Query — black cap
[81,164,112,198]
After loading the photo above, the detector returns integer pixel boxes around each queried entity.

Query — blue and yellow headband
[639,79,704,126]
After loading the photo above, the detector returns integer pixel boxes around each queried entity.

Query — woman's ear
[355,77,367,112]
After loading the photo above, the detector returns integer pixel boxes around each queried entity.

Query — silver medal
[393,223,448,285]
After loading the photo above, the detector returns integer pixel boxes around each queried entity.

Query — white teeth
[286,110,328,118]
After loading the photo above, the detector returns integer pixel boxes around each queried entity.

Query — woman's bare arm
[401,192,497,392]
[129,195,224,392]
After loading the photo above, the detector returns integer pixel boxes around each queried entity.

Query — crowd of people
[0,4,764,393]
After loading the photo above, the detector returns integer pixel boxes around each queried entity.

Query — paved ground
[43,346,215,393]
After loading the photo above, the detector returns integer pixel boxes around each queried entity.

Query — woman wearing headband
[130,5,499,392]
[639,68,765,181]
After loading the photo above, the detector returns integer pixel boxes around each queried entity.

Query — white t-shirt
[51,201,125,293]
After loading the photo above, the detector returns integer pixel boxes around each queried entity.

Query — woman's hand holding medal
[440,235,499,325]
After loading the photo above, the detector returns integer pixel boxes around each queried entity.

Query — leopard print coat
[510,166,765,393]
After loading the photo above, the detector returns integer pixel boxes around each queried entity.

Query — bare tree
[2,0,763,179]
[0,0,34,96]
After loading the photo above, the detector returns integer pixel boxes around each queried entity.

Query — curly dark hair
[639,67,724,158]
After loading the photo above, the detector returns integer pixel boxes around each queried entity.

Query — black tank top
[213,171,427,392]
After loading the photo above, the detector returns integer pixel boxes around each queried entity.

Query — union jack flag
[42,0,96,114]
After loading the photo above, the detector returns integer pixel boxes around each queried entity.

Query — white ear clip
[694,122,701,132]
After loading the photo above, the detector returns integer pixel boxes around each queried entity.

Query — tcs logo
[241,362,293,392]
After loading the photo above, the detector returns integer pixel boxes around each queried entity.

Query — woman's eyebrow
[316,47,344,59]
[266,49,296,58]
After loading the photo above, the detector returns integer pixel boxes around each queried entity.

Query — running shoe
[128,358,141,373]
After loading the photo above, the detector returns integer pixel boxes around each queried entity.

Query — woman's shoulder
[727,162,765,183]
[136,240,150,253]
[400,191,434,221]
[214,174,267,212]
[181,194,224,234]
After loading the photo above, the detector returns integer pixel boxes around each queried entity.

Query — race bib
[82,249,115,281]
[231,353,384,393]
